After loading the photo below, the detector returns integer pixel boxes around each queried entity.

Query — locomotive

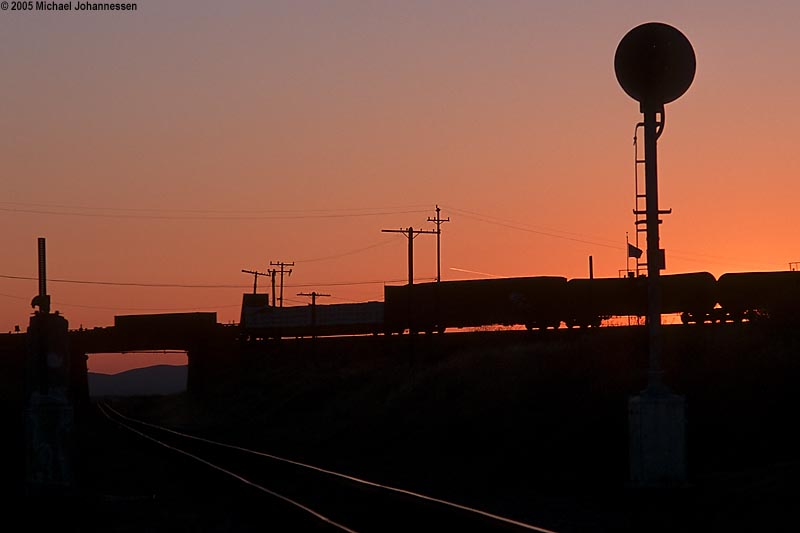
[239,270,800,340]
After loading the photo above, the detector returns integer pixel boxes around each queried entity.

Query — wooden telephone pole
[270,261,294,307]
[297,291,330,339]
[241,269,269,295]
[427,205,450,283]
[381,227,436,286]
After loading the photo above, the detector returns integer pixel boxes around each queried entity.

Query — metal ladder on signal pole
[633,117,671,278]
[633,122,648,278]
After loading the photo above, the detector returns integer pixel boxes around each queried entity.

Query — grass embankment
[113,324,800,532]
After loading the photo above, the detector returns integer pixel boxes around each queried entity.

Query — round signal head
[614,22,696,107]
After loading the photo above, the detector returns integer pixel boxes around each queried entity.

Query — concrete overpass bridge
[1,312,241,408]
[70,312,240,396]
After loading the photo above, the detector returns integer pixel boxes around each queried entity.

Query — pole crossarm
[270,261,295,307]
[381,228,437,237]
[297,291,330,340]
[297,291,331,300]
[427,205,450,283]
[241,269,269,295]
[381,226,437,286]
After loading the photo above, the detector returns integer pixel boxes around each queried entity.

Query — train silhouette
[240,271,800,340]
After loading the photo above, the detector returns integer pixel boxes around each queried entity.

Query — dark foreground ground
[3,323,800,531]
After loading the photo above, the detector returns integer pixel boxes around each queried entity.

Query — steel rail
[98,403,358,533]
[105,403,559,533]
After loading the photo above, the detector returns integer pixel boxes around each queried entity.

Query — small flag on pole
[628,243,643,259]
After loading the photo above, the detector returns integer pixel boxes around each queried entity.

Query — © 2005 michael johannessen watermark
[1,1,138,11]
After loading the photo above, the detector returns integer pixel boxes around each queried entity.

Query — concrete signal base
[629,391,688,487]
[25,392,75,493]
[25,312,75,495]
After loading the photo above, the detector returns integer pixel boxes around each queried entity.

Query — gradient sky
[3,1,800,341]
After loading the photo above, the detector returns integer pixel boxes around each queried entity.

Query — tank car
[565,276,644,327]
[717,271,800,323]
[565,272,716,327]
[662,272,718,324]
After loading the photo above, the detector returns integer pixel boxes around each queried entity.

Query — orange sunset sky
[2,1,800,342]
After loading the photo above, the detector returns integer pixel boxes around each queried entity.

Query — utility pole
[241,269,269,295]
[270,261,294,307]
[427,205,450,283]
[381,227,437,286]
[268,269,278,306]
[297,291,330,339]
[382,226,436,335]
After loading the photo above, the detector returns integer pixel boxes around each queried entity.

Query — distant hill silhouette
[88,364,187,397]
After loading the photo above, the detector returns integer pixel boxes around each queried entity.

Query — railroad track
[99,402,559,533]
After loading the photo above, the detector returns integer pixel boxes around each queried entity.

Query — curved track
[99,403,558,533]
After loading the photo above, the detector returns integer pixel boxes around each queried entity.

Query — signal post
[25,238,76,494]
[615,23,696,487]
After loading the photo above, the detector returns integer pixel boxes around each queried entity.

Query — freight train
[239,271,800,340]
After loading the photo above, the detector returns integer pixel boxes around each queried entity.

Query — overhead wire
[442,204,785,271]
[0,200,430,214]
[662,251,781,271]
[0,201,429,221]
[55,302,242,312]
[441,204,623,249]
[295,238,398,263]
[0,273,423,289]
[3,199,785,316]
[0,291,240,312]
[1,199,788,270]
[0,274,247,289]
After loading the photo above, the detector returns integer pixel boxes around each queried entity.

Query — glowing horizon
[3,1,800,347]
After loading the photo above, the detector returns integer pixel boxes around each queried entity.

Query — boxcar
[384,277,569,333]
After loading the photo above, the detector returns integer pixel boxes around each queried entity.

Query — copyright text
[2,2,138,11]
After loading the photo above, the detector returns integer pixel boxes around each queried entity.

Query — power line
[59,302,242,312]
[0,201,430,215]
[443,205,622,249]
[295,238,398,263]
[286,278,435,288]
[0,274,248,288]
[0,205,429,221]
[0,292,240,312]
[442,204,782,270]
[297,291,331,305]
[0,292,27,301]
[0,273,430,289]
[326,294,358,303]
